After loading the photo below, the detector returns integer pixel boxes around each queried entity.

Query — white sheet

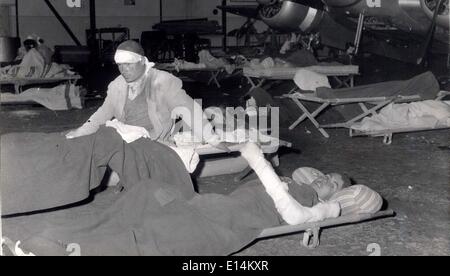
[351,100,450,132]
[1,84,83,111]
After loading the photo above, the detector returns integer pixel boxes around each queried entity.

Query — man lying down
[1,127,383,256]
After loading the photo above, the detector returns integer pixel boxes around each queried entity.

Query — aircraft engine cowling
[256,0,279,5]
[258,0,325,32]
[322,0,361,7]
[421,0,449,29]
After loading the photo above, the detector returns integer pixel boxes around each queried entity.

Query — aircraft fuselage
[258,0,449,60]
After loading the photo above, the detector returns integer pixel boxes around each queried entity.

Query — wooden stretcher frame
[245,73,356,91]
[0,76,82,109]
[241,66,359,101]
[193,139,292,182]
[282,93,423,138]
[350,125,450,145]
[156,63,225,88]
[257,209,395,249]
[348,91,450,144]
[243,66,359,89]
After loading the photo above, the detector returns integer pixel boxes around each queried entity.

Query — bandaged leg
[240,143,340,225]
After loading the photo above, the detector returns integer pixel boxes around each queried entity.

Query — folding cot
[0,75,83,109]
[173,129,292,180]
[156,63,227,88]
[283,92,422,138]
[181,138,396,249]
[0,75,81,94]
[243,65,360,92]
[349,91,450,144]
[257,209,395,249]
[282,71,445,140]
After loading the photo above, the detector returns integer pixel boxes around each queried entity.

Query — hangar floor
[1,55,449,256]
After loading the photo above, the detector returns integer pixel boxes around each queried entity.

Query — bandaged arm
[240,143,340,225]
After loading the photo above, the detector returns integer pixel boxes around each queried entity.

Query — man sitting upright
[66,40,223,148]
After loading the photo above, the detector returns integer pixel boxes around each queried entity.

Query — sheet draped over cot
[1,84,83,110]
[1,127,318,256]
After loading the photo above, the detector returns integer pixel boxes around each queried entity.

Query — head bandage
[114,49,144,64]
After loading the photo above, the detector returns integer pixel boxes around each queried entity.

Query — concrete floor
[1,55,449,256]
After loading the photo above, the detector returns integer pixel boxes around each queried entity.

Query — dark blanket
[1,127,195,216]
[1,128,318,256]
[316,71,440,100]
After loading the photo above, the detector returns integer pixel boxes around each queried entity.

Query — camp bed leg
[14,84,21,94]
[343,100,393,126]
[302,227,321,249]
[289,99,330,138]
[208,70,222,88]
[383,133,393,145]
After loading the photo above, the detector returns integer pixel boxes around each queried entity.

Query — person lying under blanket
[1,127,383,255]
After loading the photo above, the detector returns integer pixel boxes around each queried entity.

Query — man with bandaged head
[66,40,225,150]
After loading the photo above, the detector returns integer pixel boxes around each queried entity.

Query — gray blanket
[1,128,318,256]
[1,127,195,215]
[316,71,440,100]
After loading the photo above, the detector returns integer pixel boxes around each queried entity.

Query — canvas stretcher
[243,65,359,92]
[257,209,395,249]
[0,75,81,94]
[282,92,421,138]
[156,63,226,88]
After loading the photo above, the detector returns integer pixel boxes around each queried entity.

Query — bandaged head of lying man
[114,40,154,83]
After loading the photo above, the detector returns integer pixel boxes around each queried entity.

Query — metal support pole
[88,0,97,47]
[160,0,163,23]
[43,0,81,46]
[354,13,365,56]
[222,0,227,52]
[90,0,96,35]
[15,0,19,37]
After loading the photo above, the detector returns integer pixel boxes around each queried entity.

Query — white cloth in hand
[168,146,200,173]
[105,119,150,143]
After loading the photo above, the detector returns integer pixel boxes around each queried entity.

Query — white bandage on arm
[240,143,340,225]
